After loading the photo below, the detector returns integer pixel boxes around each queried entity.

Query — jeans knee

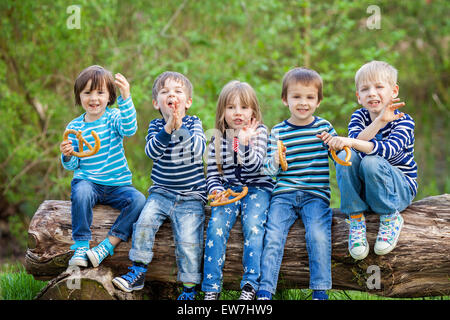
[71,181,95,204]
[360,156,385,179]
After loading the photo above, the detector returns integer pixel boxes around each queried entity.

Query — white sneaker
[374,211,404,255]
[347,214,369,260]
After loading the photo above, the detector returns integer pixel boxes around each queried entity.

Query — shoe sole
[112,277,144,293]
[349,243,370,260]
[374,216,404,255]
[68,259,88,267]
[86,249,100,268]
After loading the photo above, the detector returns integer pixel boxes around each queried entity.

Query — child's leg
[300,194,332,291]
[128,192,170,265]
[240,187,271,291]
[171,196,205,287]
[335,149,368,215]
[258,192,297,296]
[359,156,414,214]
[70,179,99,243]
[202,201,238,292]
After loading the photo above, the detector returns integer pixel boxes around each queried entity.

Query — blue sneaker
[312,290,328,300]
[177,286,197,300]
[86,239,114,267]
[256,290,272,300]
[112,265,147,293]
[374,211,404,255]
[68,246,89,267]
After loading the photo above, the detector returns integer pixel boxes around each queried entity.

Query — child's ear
[185,97,193,110]
[356,91,362,104]
[392,84,399,98]
[152,99,160,110]
[282,98,289,107]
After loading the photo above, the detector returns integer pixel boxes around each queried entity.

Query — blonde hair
[214,80,262,173]
[355,61,398,90]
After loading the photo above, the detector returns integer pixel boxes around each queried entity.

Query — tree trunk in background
[25,194,450,299]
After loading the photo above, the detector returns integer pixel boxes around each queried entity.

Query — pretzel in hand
[331,146,352,166]
[63,129,101,158]
[277,140,288,171]
[208,186,248,207]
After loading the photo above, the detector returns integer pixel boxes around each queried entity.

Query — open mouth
[368,100,381,107]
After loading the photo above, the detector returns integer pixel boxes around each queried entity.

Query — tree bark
[25,194,450,299]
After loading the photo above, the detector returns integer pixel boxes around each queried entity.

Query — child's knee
[71,180,95,203]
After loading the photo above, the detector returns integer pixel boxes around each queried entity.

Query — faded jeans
[70,178,146,242]
[259,190,332,294]
[129,189,205,284]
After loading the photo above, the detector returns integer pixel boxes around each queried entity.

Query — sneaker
[347,214,369,260]
[204,291,220,300]
[112,265,147,292]
[374,211,404,255]
[312,290,328,300]
[256,290,272,300]
[239,283,256,300]
[86,240,112,267]
[68,246,89,267]
[177,286,197,300]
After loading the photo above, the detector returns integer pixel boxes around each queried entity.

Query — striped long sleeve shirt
[145,115,207,202]
[61,95,137,186]
[264,117,337,203]
[206,124,275,195]
[348,108,418,196]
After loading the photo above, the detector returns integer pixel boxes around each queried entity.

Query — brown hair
[281,67,323,102]
[152,71,193,101]
[74,65,116,106]
[214,80,262,173]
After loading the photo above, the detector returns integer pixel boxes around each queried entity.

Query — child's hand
[316,132,353,151]
[172,101,182,130]
[378,98,405,124]
[115,73,130,100]
[238,118,259,146]
[60,139,73,157]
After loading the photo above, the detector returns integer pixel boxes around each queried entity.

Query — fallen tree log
[25,194,450,299]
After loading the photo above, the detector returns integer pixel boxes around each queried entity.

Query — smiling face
[80,79,110,122]
[152,78,192,121]
[283,82,321,126]
[356,80,398,119]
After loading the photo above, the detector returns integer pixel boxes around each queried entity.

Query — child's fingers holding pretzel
[60,139,74,157]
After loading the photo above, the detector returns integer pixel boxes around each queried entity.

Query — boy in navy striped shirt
[318,61,417,261]
[257,67,336,300]
[112,72,206,300]
[60,65,146,268]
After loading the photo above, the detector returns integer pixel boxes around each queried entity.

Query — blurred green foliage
[0,0,448,235]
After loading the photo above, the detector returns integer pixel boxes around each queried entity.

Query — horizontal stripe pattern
[264,117,337,203]
[61,95,137,186]
[348,108,417,196]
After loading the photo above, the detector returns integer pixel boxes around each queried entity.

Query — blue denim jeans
[259,190,332,294]
[129,189,205,284]
[70,178,146,242]
[201,186,271,292]
[335,150,414,216]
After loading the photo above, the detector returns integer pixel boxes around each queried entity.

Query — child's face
[80,79,110,122]
[153,78,192,121]
[224,95,254,130]
[282,82,320,126]
[356,80,399,117]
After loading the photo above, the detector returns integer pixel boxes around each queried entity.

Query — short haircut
[281,67,323,102]
[152,71,193,101]
[355,60,398,89]
[74,65,116,106]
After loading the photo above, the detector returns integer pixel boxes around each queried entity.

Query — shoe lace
[346,218,366,247]
[377,217,396,242]
[178,289,196,300]
[239,284,255,300]
[73,247,88,258]
[122,266,144,284]
[94,244,110,259]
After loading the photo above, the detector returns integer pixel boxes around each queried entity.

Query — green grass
[0,263,48,300]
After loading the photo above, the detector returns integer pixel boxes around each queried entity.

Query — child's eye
[308,96,315,99]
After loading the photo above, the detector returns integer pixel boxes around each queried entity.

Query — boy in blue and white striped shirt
[60,65,146,269]
[318,61,417,261]
[112,71,206,300]
[257,68,336,301]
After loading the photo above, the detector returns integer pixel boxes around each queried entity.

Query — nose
[368,87,377,96]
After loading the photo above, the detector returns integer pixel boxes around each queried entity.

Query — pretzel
[331,146,352,166]
[63,129,101,158]
[208,186,248,207]
[277,140,288,171]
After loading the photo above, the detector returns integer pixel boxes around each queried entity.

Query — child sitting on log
[317,60,417,260]
[60,65,146,268]
[112,71,207,300]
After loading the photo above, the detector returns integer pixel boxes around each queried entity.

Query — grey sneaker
[374,211,404,255]
[347,214,369,260]
[86,241,111,267]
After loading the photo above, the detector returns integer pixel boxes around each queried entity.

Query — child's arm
[112,73,138,137]
[238,122,268,173]
[206,139,226,195]
[351,99,405,141]
[263,130,280,177]
[317,132,375,154]
[145,120,171,161]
